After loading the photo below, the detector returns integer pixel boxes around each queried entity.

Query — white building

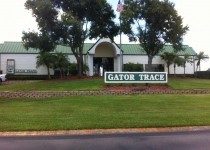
[0,38,196,76]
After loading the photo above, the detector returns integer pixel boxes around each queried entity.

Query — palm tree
[36,52,55,80]
[54,52,69,79]
[160,52,177,75]
[195,52,209,72]
[183,54,192,77]
[173,56,184,77]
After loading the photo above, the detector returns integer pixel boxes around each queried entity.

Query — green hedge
[67,63,89,76]
[196,71,210,79]
[54,63,89,78]
[123,62,144,72]
[6,75,49,80]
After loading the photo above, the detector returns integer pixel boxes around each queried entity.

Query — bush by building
[196,71,210,79]
[124,63,144,72]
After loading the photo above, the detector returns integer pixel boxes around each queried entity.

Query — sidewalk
[1,126,210,136]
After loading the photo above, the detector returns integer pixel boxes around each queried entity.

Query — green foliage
[121,0,188,71]
[173,56,184,77]
[53,52,70,79]
[195,51,209,72]
[22,0,59,52]
[36,52,71,79]
[23,0,119,76]
[183,54,192,77]
[55,62,89,77]
[68,62,89,76]
[161,52,185,76]
[36,52,55,68]
[51,0,119,40]
[160,52,177,74]
[83,63,89,73]
[25,0,58,30]
[196,71,210,79]
[6,75,49,80]
[36,52,55,79]
[68,63,78,76]
[0,78,104,91]
[22,0,62,80]
[168,78,210,90]
[123,62,143,72]
[145,64,164,72]
[1,78,210,91]
[183,54,192,67]
[22,32,57,52]
[174,57,184,67]
[52,0,119,76]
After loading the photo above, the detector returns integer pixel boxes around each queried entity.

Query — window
[7,59,15,74]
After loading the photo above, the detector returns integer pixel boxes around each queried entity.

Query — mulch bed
[104,84,171,91]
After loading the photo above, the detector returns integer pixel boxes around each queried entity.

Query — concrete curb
[1,126,210,136]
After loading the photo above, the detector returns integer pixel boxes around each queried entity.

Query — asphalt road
[0,130,210,150]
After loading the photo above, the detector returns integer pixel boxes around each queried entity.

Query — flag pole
[120,14,122,71]
[117,0,123,72]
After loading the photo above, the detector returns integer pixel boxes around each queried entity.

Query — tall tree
[121,0,188,71]
[24,0,119,76]
[22,0,59,52]
[51,0,119,76]
[22,0,61,80]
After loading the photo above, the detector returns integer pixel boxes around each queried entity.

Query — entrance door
[93,57,114,76]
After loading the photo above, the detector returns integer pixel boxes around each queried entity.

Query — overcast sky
[0,0,209,70]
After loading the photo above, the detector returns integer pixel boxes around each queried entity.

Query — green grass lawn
[0,78,104,91]
[168,78,210,90]
[0,77,210,91]
[1,94,210,131]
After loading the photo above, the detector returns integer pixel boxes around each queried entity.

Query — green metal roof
[159,45,196,56]
[120,44,196,56]
[0,42,38,54]
[0,42,94,54]
[0,41,196,56]
[120,44,145,55]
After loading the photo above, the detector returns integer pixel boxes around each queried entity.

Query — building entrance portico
[87,38,123,76]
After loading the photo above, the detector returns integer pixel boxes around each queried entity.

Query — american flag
[117,0,123,13]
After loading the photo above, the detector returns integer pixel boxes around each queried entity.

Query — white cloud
[0,0,37,43]
[175,0,210,70]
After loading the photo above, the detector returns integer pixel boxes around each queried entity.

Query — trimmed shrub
[68,63,78,76]
[6,75,49,80]
[124,62,144,72]
[196,71,210,79]
[67,63,89,76]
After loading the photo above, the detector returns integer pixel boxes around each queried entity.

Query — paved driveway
[0,130,210,150]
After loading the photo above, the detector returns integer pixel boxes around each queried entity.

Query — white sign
[105,72,168,83]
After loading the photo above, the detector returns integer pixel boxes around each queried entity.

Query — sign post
[105,72,167,83]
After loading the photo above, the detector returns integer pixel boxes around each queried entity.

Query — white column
[118,55,121,72]
[88,54,94,76]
